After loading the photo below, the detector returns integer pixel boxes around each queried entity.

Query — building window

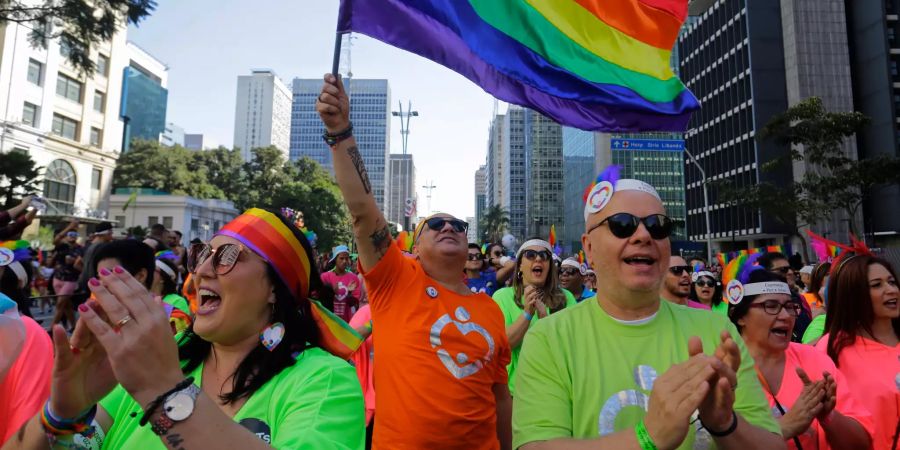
[91,167,102,190]
[51,114,79,140]
[162,216,173,229]
[59,34,82,59]
[96,54,109,77]
[93,91,105,113]
[27,59,43,85]
[56,73,83,103]
[22,102,38,127]
[148,216,159,227]
[114,215,125,227]
[90,127,102,147]
[43,159,76,214]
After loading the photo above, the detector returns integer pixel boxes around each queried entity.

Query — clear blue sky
[128,0,500,222]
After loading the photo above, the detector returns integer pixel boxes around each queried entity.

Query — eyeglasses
[522,250,552,261]
[424,217,468,234]
[188,243,245,275]
[560,268,580,276]
[694,279,716,288]
[749,300,802,317]
[669,265,693,276]
[467,253,483,261]
[770,266,792,275]
[587,213,675,240]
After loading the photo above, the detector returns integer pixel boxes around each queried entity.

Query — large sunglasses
[560,268,581,276]
[770,266,792,275]
[669,265,693,276]
[424,217,468,234]
[694,279,716,288]
[522,250,552,261]
[467,253,483,261]
[749,300,802,317]
[187,243,245,275]
[587,213,674,240]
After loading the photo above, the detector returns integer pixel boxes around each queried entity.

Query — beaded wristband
[634,420,658,450]
[41,402,97,437]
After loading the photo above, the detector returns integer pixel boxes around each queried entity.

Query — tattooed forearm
[369,223,392,257]
[164,432,186,450]
[346,145,372,194]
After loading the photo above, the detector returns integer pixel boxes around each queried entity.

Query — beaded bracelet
[40,402,97,438]
[634,420,658,450]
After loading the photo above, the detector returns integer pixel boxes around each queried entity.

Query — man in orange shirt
[317,73,512,450]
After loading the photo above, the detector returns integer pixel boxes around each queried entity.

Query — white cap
[799,265,814,275]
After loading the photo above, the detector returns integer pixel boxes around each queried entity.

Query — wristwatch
[151,384,201,435]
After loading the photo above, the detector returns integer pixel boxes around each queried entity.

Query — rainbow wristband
[522,311,533,321]
[41,402,97,438]
[635,420,658,450]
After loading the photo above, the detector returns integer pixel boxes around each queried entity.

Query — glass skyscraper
[291,78,391,212]
[120,64,167,151]
[560,128,596,254]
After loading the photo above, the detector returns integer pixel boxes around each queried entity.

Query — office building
[233,69,291,160]
[161,122,184,147]
[0,16,128,219]
[121,42,168,152]
[474,165,487,239]
[501,107,527,238]
[110,189,238,242]
[388,153,416,229]
[485,113,505,210]
[560,128,601,254]
[466,216,477,243]
[291,78,391,213]
[184,133,205,150]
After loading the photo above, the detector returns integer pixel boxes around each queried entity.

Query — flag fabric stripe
[573,0,681,49]
[339,0,694,131]
[521,0,675,78]
[639,0,688,20]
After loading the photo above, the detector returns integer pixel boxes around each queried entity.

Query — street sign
[610,138,685,152]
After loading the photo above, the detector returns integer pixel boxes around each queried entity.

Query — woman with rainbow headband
[10,208,365,450]
[726,254,873,449]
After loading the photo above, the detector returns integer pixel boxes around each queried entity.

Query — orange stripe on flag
[574,0,684,50]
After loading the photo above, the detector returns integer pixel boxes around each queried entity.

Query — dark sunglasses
[522,250,552,261]
[424,217,468,234]
[560,268,580,276]
[749,300,802,317]
[187,243,244,275]
[694,279,716,288]
[770,266,792,275]
[587,213,674,240]
[467,253,483,261]
[669,265,692,275]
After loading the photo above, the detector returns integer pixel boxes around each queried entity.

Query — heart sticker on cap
[726,280,744,305]
[260,322,285,351]
[0,248,14,267]
[586,181,614,216]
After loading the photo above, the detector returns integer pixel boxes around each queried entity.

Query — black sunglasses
[187,243,244,275]
[560,268,580,276]
[749,300,802,317]
[522,250,551,261]
[467,253,483,261]
[669,265,692,276]
[770,266,792,275]
[694,279,716,288]
[587,213,674,240]
[424,217,468,234]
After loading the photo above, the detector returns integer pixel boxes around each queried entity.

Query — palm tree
[479,204,509,243]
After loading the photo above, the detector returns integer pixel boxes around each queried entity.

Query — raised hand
[698,331,740,432]
[48,318,117,419]
[316,73,351,134]
[523,285,539,316]
[780,367,825,438]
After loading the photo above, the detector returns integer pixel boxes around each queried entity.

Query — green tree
[234,146,295,211]
[479,204,509,243]
[0,150,42,207]
[1,0,156,75]
[113,140,221,198]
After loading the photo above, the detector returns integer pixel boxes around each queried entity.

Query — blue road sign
[611,139,685,152]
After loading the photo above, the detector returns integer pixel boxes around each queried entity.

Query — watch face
[164,392,196,421]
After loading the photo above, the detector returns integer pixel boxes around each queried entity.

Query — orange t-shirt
[761,343,875,450]
[816,334,900,450]
[361,243,511,450]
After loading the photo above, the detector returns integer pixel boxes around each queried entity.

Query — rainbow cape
[337,0,698,131]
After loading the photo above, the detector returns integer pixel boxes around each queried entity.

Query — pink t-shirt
[349,304,374,425]
[687,299,711,310]
[321,270,362,322]
[816,335,900,450]
[762,343,875,450]
[0,316,53,445]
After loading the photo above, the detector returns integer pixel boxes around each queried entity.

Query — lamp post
[683,146,713,264]
[393,101,419,230]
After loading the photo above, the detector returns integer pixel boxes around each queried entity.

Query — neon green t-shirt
[98,346,365,449]
[802,314,826,344]
[492,286,576,396]
[512,299,780,449]
[711,300,728,317]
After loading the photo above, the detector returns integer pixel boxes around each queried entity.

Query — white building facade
[233,69,291,161]
[109,193,239,243]
[0,15,130,220]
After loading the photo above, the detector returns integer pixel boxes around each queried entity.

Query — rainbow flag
[309,299,363,360]
[548,225,557,248]
[337,0,698,132]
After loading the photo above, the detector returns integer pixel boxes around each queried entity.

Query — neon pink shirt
[762,343,875,450]
[816,335,900,450]
[0,316,52,445]
[349,305,374,425]
[687,299,711,310]
[321,271,362,322]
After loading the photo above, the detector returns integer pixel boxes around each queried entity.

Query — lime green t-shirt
[711,300,728,317]
[802,314,826,344]
[492,286,576,396]
[512,299,780,449]
[98,346,365,449]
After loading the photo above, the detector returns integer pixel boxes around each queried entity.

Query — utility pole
[422,181,436,217]
[392,101,419,155]
[683,147,713,264]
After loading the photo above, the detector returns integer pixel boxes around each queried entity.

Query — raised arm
[316,74,391,272]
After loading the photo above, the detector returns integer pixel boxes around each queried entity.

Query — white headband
[584,179,661,220]
[725,280,791,305]
[560,258,585,274]
[691,271,716,283]
[155,260,176,280]
[516,239,552,258]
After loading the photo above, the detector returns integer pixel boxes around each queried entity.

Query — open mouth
[623,256,656,266]
[884,298,899,308]
[198,288,222,315]
[531,266,544,277]
[770,326,790,338]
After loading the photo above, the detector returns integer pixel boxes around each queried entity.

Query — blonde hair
[512,256,567,312]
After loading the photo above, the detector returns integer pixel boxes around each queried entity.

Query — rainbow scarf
[337,0,698,132]
[217,209,362,359]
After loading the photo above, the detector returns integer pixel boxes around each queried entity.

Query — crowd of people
[0,74,897,450]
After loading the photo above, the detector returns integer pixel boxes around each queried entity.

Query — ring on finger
[113,315,133,331]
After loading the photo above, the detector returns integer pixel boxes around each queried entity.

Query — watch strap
[150,413,175,436]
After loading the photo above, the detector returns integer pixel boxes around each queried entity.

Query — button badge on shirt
[426,286,439,298]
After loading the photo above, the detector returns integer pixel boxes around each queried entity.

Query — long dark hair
[689,273,723,307]
[825,255,900,366]
[176,210,322,405]
[807,262,831,305]
[728,269,787,333]
[93,240,155,289]
[512,240,566,312]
